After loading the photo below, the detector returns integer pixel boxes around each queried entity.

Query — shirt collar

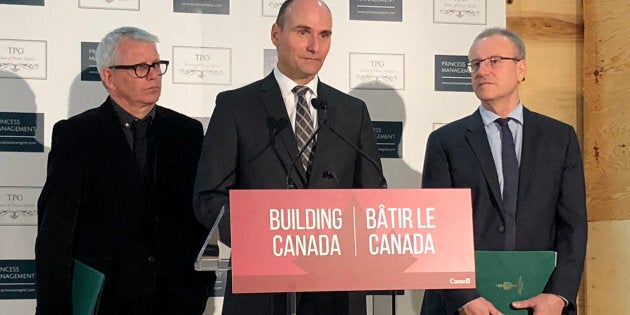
[273,66,319,99]
[111,98,156,130]
[479,103,523,127]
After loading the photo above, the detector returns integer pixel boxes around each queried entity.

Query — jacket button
[497,226,505,233]
[148,256,156,263]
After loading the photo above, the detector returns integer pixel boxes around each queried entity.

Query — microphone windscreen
[311,98,328,110]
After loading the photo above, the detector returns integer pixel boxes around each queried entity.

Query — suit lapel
[98,98,145,182]
[517,107,541,208]
[259,73,309,187]
[464,111,504,213]
[150,106,170,185]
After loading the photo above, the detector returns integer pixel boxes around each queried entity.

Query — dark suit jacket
[36,98,213,315]
[420,107,587,315]
[193,73,383,314]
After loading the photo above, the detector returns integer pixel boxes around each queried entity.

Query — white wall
[0,1,504,314]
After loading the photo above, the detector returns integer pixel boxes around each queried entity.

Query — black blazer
[36,98,212,314]
[421,107,587,314]
[194,73,383,232]
[193,73,383,315]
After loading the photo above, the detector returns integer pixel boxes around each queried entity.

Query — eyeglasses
[467,56,521,73]
[109,60,169,78]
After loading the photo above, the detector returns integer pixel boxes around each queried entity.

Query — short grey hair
[95,26,159,74]
[471,27,526,60]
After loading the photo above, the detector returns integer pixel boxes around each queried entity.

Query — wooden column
[583,0,630,314]
[506,1,588,313]
[506,1,583,130]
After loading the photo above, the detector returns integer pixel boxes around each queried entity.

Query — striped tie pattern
[292,85,315,176]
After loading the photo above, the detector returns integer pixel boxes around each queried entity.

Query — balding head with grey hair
[471,27,526,60]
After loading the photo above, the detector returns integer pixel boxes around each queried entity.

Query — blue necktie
[496,118,518,250]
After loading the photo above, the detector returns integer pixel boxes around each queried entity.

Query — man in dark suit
[420,28,587,315]
[35,27,213,315]
[193,0,383,314]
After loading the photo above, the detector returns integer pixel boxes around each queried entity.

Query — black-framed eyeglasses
[467,56,521,73]
[109,60,169,78]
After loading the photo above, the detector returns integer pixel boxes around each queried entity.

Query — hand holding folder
[475,251,556,314]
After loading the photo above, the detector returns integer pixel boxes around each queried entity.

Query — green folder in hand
[72,260,105,315]
[475,251,556,314]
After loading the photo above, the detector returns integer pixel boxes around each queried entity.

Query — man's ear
[518,59,527,82]
[271,23,281,47]
[101,69,115,91]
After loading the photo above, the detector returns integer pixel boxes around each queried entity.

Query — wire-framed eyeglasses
[467,56,521,73]
[109,60,169,78]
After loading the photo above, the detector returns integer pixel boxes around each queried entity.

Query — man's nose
[146,65,160,80]
[307,34,319,53]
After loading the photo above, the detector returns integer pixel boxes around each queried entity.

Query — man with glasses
[36,26,213,315]
[420,28,587,315]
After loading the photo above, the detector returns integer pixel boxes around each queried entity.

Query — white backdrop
[0,1,505,314]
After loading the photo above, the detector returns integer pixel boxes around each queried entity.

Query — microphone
[208,117,288,194]
[266,117,289,143]
[317,100,387,189]
[285,98,328,189]
[322,170,339,188]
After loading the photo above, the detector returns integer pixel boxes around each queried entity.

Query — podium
[195,206,231,272]
[222,188,476,314]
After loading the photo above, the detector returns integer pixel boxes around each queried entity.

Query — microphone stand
[319,101,397,315]
[316,100,393,314]
[320,120,387,189]
[286,99,392,314]
[284,98,326,315]
[285,98,327,189]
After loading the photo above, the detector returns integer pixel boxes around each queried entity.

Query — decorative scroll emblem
[179,69,225,78]
[0,209,36,220]
[439,9,480,18]
[0,186,41,226]
[0,63,39,73]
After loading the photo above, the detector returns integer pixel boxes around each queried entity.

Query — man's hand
[459,297,503,315]
[512,293,565,315]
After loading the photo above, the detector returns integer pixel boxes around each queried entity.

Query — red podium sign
[229,188,475,293]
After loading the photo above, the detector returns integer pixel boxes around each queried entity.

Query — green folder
[72,259,105,315]
[475,251,556,314]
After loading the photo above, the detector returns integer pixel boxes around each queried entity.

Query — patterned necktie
[496,118,518,250]
[292,85,315,177]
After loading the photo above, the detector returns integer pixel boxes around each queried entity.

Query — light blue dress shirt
[479,104,523,196]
